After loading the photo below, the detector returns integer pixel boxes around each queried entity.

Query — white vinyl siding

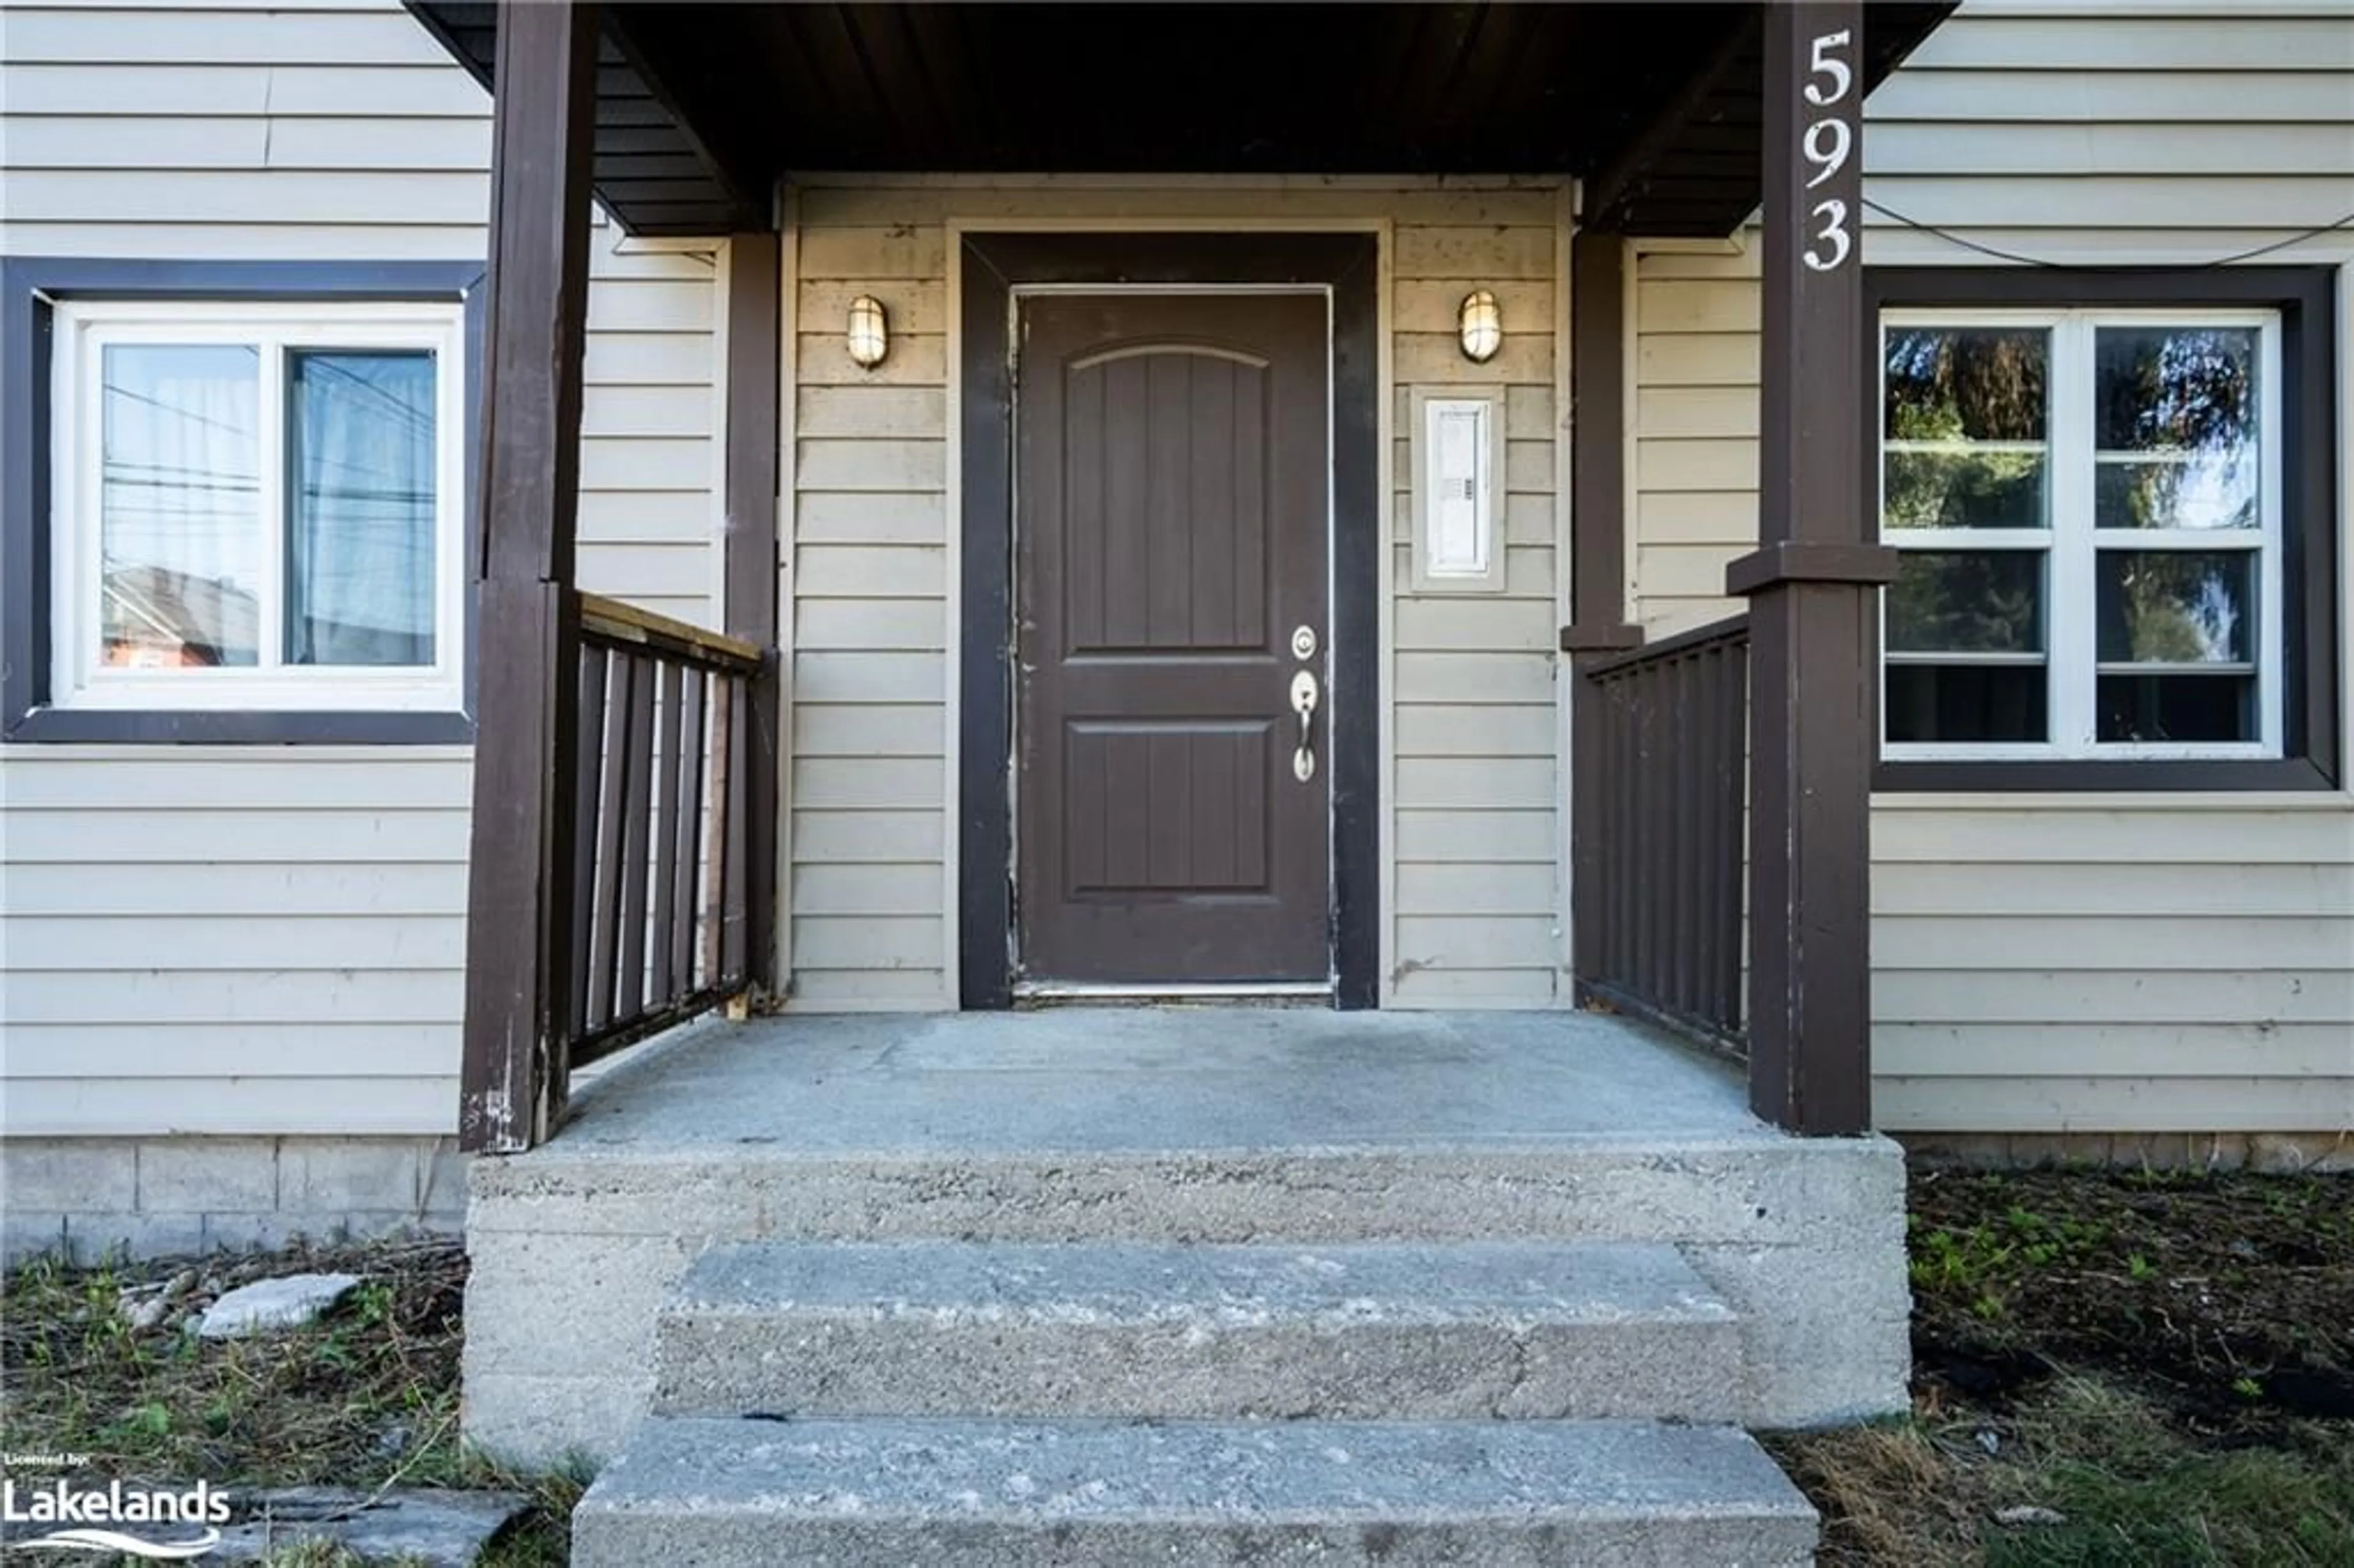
[0,0,723,1136]
[783,178,1568,1011]
[1626,0,2354,1133]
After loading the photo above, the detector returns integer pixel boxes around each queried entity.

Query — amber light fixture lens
[847,294,889,368]
[1458,289,1503,363]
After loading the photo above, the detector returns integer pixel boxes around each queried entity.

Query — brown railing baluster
[650,660,687,1003]
[569,644,609,1040]
[587,650,637,1035]
[616,647,658,1021]
[703,672,734,987]
[671,665,706,991]
[722,675,750,983]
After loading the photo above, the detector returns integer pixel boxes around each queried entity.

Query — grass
[0,1240,577,1567]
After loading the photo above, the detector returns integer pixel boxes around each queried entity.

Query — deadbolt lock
[1291,625,1317,661]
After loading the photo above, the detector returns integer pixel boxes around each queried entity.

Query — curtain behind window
[286,349,438,667]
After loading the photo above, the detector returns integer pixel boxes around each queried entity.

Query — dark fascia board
[1865,264,2341,793]
[2,257,486,745]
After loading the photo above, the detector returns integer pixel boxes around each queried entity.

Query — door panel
[1017,294,1330,984]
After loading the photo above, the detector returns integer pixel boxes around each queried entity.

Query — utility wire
[1861,198,2354,270]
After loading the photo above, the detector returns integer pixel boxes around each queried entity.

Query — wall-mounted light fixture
[1457,289,1502,363]
[847,294,889,368]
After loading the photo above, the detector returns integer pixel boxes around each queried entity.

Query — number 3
[1805,29,1853,106]
[1804,199,1851,272]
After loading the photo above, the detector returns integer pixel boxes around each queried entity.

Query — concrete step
[653,1239,1744,1423]
[571,1415,1819,1568]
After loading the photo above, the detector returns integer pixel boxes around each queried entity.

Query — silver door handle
[1290,671,1319,783]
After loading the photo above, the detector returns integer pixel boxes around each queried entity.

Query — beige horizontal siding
[0,0,723,1136]
[1870,803,2354,1132]
[1390,206,1564,1007]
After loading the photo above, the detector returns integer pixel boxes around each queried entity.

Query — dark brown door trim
[958,232,1381,1010]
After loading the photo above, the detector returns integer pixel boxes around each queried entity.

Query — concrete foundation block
[2,1212,68,1265]
[278,1141,421,1216]
[137,1139,280,1214]
[4,1138,139,1213]
[417,1141,470,1219]
[67,1212,208,1265]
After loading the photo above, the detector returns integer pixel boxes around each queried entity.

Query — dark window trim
[958,232,1382,1011]
[1865,265,2339,793]
[2,257,486,745]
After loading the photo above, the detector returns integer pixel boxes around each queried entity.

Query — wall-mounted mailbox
[1411,386,1507,593]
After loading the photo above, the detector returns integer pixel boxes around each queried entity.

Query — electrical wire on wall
[1860,199,2354,270]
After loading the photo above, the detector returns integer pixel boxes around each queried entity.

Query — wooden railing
[565,593,765,1068]
[1577,614,1751,1054]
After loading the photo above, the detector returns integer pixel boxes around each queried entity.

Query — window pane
[286,349,438,667]
[2096,551,2253,664]
[2094,459,2256,531]
[2095,325,2260,530]
[1883,327,2048,530]
[1889,551,2044,655]
[1884,449,2047,531]
[99,343,262,668]
[2098,674,2254,744]
[1886,327,2047,442]
[1887,665,2048,744]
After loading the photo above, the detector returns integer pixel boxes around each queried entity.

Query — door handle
[1290,670,1319,783]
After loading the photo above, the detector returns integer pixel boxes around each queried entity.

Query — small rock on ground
[195,1273,362,1338]
[208,1487,526,1565]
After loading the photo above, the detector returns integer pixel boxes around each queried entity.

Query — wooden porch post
[1727,1,1894,1136]
[458,0,599,1153]
[722,232,781,994]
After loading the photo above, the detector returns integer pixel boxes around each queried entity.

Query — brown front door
[1015,292,1331,986]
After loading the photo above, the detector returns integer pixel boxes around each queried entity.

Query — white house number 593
[1801,29,1855,272]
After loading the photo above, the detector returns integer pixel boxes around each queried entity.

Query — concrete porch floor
[557,1006,1779,1154]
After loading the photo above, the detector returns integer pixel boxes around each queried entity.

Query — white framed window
[1880,308,2283,761]
[48,299,468,715]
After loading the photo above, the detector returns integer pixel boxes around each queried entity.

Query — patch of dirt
[1905,1166,2354,1436]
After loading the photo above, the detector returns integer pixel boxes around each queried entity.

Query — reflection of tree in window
[1884,329,2046,529]
[2096,329,2257,531]
[2100,553,2248,664]
[1889,552,2041,654]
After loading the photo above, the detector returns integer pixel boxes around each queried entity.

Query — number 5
[1805,29,1853,107]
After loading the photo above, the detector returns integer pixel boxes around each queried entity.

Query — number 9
[1804,119,1852,189]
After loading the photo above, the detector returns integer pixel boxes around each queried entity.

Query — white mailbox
[1411,386,1507,593]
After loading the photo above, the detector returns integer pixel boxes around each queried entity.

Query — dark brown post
[459,0,599,1154]
[722,232,781,995]
[1561,227,1645,989]
[1727,1,1893,1136]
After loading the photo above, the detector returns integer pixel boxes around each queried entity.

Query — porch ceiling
[405,2,1956,238]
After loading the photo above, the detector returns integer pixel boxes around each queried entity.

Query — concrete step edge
[573,1415,1818,1568]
